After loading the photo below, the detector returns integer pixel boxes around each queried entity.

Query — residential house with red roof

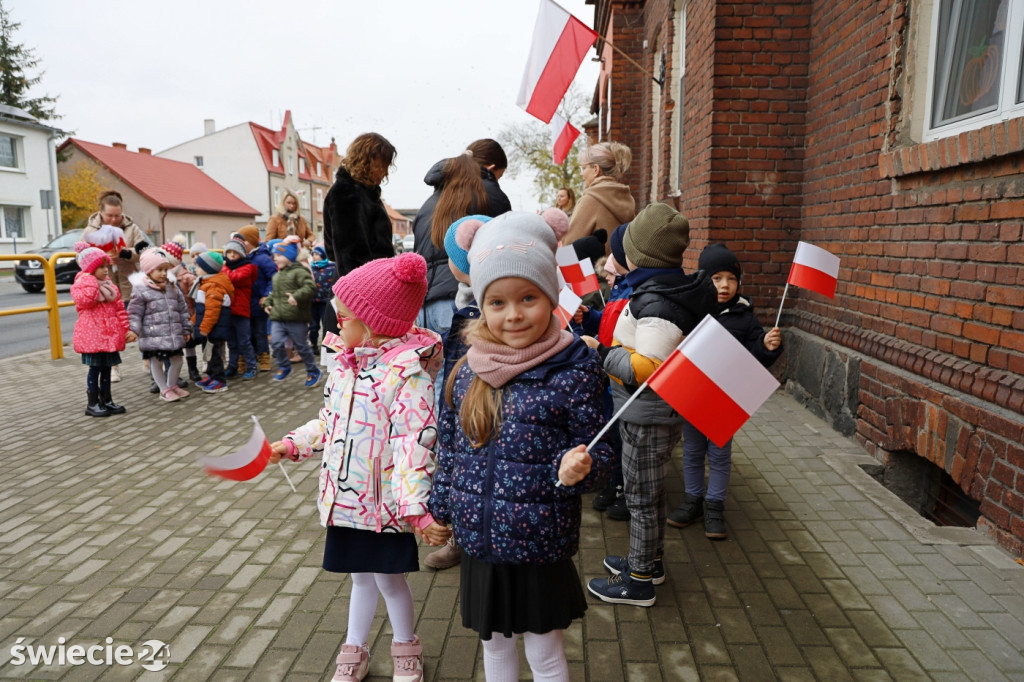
[57,138,259,248]
[157,112,338,238]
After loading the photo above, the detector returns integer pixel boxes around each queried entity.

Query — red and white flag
[554,286,583,329]
[549,112,580,165]
[198,416,274,481]
[647,315,779,447]
[517,0,598,123]
[556,245,586,282]
[787,241,840,298]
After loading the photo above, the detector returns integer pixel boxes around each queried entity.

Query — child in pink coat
[71,243,137,417]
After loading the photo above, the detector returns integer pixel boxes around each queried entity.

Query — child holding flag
[582,203,717,607]
[429,212,613,680]
[666,244,782,539]
[270,253,449,682]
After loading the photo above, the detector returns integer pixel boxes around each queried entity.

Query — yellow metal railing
[0,252,77,359]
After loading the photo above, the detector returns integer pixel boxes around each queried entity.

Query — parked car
[393,234,404,254]
[13,229,85,293]
[402,234,415,252]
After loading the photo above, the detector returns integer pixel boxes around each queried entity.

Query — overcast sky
[7,0,600,212]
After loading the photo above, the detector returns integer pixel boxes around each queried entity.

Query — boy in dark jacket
[192,252,234,393]
[265,237,321,388]
[584,203,717,607]
[667,243,782,539]
[236,225,278,372]
[308,245,339,355]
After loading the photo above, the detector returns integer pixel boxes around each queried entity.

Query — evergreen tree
[0,0,59,121]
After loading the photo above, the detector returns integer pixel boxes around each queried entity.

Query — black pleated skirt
[322,526,419,574]
[81,351,121,367]
[460,554,587,639]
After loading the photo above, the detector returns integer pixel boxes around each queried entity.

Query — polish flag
[647,315,779,447]
[554,286,583,329]
[550,112,580,165]
[198,416,274,481]
[556,245,586,282]
[787,242,840,298]
[517,0,598,124]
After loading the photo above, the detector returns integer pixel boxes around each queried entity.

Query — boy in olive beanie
[584,202,717,608]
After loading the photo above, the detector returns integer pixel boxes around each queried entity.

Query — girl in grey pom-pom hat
[433,211,615,680]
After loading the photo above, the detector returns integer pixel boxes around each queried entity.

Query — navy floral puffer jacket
[429,338,613,565]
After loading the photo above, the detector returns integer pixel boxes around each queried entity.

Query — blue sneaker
[304,368,322,388]
[202,379,229,393]
[225,367,238,379]
[196,376,213,388]
[587,571,656,607]
[603,555,665,585]
[273,367,291,381]
[241,369,257,381]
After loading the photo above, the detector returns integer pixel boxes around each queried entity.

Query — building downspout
[160,208,169,244]
[46,130,63,238]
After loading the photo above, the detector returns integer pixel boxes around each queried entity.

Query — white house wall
[158,123,271,223]
[0,119,60,254]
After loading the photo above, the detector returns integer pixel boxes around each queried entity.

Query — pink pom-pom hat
[331,252,428,337]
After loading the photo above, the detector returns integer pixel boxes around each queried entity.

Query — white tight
[346,573,415,646]
[150,355,183,392]
[480,630,567,682]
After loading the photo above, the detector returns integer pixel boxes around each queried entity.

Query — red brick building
[587,0,1024,555]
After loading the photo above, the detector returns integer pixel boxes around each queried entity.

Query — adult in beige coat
[563,141,636,251]
[82,191,149,303]
[264,190,314,247]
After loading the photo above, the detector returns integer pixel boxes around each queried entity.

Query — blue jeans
[681,420,732,502]
[270,320,318,374]
[227,315,257,372]
[416,298,455,407]
[250,310,269,355]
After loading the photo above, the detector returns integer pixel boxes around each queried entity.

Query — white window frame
[300,191,309,210]
[0,134,21,171]
[272,149,280,167]
[0,204,27,240]
[316,161,323,176]
[211,231,218,249]
[273,187,281,209]
[299,157,306,174]
[181,231,196,249]
[288,156,295,175]
[316,188,324,212]
[924,0,1024,141]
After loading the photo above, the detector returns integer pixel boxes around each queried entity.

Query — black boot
[101,388,126,415]
[704,500,727,539]
[592,481,618,511]
[187,356,201,382]
[85,391,110,418]
[667,493,704,528]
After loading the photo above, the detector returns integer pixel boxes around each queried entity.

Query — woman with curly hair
[265,189,315,247]
[321,132,398,341]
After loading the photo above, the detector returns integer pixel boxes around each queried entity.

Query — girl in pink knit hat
[271,252,451,682]
[70,242,137,417]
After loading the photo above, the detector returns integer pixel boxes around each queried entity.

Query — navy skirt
[322,526,419,574]
[460,554,587,639]
[81,352,121,367]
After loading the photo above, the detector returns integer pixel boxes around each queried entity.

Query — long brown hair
[343,133,396,186]
[429,139,508,249]
[444,318,504,448]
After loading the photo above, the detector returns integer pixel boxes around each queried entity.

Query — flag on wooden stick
[517,0,598,123]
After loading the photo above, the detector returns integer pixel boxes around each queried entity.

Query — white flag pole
[556,379,650,487]
[774,281,790,329]
[278,462,297,492]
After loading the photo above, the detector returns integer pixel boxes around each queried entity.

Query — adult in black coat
[411,138,511,336]
[321,133,397,338]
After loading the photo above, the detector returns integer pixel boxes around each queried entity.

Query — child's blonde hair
[445,317,504,448]
[334,299,395,348]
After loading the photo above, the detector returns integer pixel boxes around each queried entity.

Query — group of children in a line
[251,201,781,681]
[71,228,339,415]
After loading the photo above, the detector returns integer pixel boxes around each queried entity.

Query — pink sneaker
[332,643,368,682]
[159,388,180,402]
[172,385,190,399]
[391,636,423,682]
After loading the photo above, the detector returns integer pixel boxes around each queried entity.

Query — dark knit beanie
[609,224,628,270]
[195,251,224,276]
[572,229,607,265]
[698,243,742,280]
[624,203,690,268]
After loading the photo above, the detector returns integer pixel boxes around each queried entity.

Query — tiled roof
[249,122,285,176]
[61,139,259,216]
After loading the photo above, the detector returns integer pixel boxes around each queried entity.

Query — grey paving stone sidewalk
[0,349,1022,681]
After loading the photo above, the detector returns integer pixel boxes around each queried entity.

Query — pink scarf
[96,277,119,302]
[466,318,574,388]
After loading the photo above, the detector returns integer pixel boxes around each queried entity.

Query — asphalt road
[0,277,77,358]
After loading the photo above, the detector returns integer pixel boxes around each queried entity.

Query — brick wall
[594,0,1024,556]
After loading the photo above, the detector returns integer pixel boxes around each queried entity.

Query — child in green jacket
[265,236,321,387]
